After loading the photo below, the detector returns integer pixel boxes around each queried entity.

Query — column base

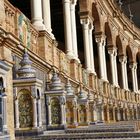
[32,22,46,31]
[66,53,75,60]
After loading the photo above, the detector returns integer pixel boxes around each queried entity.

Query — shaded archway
[126,45,133,91]
[104,22,113,83]
[116,36,123,88]
[18,89,33,128]
[92,3,102,32]
[92,3,102,78]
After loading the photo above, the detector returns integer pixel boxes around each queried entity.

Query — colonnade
[30,0,139,92]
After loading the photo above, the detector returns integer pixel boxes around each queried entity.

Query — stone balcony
[1,0,140,110]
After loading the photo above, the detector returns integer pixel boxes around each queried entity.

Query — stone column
[38,98,42,127]
[81,18,91,72]
[119,55,128,90]
[15,98,19,128]
[129,63,137,92]
[134,66,139,92]
[89,22,96,74]
[102,42,108,81]
[70,0,79,61]
[73,99,78,126]
[33,98,37,127]
[42,0,54,38]
[46,96,51,126]
[95,35,107,80]
[117,108,121,121]
[31,0,45,30]
[3,95,7,132]
[63,0,74,59]
[114,48,119,86]
[60,96,66,126]
[108,48,116,85]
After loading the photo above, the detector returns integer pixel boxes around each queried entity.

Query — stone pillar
[81,18,91,72]
[38,98,42,127]
[89,22,96,74]
[108,48,116,85]
[46,96,51,126]
[117,108,121,121]
[60,96,66,126]
[3,95,7,132]
[73,99,78,126]
[95,35,107,80]
[42,0,54,38]
[102,41,108,81]
[70,0,79,61]
[93,106,97,121]
[33,98,37,127]
[106,106,110,122]
[119,55,128,90]
[63,0,74,59]
[113,107,116,122]
[134,64,138,92]
[31,0,45,30]
[15,98,19,128]
[114,48,119,86]
[129,63,137,92]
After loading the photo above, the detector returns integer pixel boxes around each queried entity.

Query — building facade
[0,0,139,139]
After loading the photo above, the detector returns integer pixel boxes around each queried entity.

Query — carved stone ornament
[17,51,36,78]
[50,71,63,90]
[65,79,74,95]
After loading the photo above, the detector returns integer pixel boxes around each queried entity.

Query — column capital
[63,0,71,3]
[80,17,89,28]
[89,22,94,31]
[119,55,127,63]
[95,32,106,43]
[107,47,117,56]
[129,62,137,69]
[71,0,77,5]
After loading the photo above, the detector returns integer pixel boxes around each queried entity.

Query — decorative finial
[17,50,36,78]
[50,71,63,90]
[65,79,74,95]
[78,89,87,100]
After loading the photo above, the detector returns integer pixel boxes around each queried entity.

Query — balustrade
[1,0,139,115]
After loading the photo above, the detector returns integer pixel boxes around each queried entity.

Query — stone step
[66,124,136,133]
[30,132,140,140]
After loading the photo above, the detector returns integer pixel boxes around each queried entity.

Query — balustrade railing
[2,0,139,106]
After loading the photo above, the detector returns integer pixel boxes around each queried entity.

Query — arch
[92,3,101,32]
[126,45,133,63]
[126,45,133,91]
[18,89,33,128]
[116,36,124,55]
[51,97,61,125]
[116,36,124,88]
[104,22,113,46]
